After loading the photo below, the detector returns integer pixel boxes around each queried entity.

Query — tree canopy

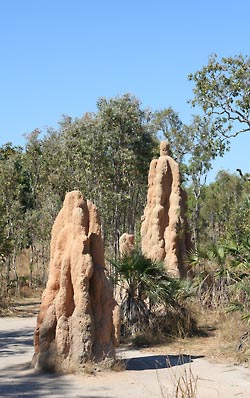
[189,54,250,139]
[0,80,249,300]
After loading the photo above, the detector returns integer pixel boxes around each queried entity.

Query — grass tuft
[157,357,198,398]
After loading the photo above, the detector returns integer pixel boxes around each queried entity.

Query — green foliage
[152,107,188,168]
[93,94,157,254]
[0,81,249,339]
[189,53,250,138]
[54,94,157,256]
[112,250,182,305]
[197,171,250,245]
[0,94,157,295]
[189,239,250,321]
[110,250,194,338]
[153,109,227,180]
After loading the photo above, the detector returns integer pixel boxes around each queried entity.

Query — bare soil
[0,297,249,398]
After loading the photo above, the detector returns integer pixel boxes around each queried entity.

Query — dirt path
[0,316,250,398]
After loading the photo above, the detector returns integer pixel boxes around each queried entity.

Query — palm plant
[109,249,193,337]
[188,240,250,316]
[222,240,250,321]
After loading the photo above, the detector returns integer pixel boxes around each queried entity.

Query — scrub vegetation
[1,54,249,365]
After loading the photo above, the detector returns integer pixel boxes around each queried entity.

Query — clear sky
[1,0,249,182]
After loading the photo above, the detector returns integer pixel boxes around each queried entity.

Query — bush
[109,250,196,340]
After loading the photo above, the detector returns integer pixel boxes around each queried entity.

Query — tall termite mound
[32,191,116,373]
[141,142,191,277]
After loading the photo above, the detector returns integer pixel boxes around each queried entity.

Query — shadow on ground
[0,362,109,398]
[0,321,204,397]
[125,354,204,371]
[0,327,34,357]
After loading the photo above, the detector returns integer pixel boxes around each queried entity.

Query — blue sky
[1,0,249,182]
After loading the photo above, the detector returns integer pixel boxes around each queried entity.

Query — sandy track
[0,317,250,398]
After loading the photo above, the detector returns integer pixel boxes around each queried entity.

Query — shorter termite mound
[32,191,116,373]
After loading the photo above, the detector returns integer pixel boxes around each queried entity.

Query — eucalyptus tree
[152,107,189,169]
[0,143,28,290]
[12,130,64,287]
[200,171,250,246]
[56,112,105,199]
[95,94,157,255]
[48,94,157,258]
[189,54,250,139]
[187,54,250,248]
[185,115,227,248]
[0,134,64,292]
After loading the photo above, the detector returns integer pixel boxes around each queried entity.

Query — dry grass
[157,358,198,398]
[81,356,126,375]
[141,303,250,368]
[217,312,250,365]
[192,307,250,366]
[82,361,100,375]
[0,296,13,316]
[131,330,170,348]
[110,357,127,372]
[148,307,250,397]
